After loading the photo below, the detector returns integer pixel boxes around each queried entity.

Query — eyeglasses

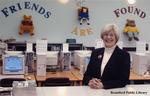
[103,33,115,37]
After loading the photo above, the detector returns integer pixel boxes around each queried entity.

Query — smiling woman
[100,24,119,48]
[82,23,131,89]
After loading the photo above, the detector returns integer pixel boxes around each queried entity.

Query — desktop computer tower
[36,54,46,76]
[146,52,150,73]
[25,52,34,73]
[59,51,71,71]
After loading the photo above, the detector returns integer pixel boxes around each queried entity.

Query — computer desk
[35,69,150,86]
[71,69,150,85]
[35,71,79,86]
[129,71,150,80]
[24,73,35,80]
[36,84,150,96]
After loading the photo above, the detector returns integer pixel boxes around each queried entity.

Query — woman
[83,24,130,89]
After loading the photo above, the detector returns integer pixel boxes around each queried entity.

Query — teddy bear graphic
[19,15,34,36]
[123,19,139,41]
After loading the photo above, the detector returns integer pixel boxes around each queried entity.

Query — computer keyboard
[0,87,12,91]
[0,75,24,80]
[0,87,12,96]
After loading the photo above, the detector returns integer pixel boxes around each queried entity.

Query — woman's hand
[88,78,103,89]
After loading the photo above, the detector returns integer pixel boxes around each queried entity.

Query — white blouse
[101,45,116,76]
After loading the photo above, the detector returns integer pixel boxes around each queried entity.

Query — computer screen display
[3,55,25,74]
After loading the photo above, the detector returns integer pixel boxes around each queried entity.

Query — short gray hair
[100,23,119,42]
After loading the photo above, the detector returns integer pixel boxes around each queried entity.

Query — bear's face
[22,15,33,26]
[127,19,136,27]
[130,20,136,27]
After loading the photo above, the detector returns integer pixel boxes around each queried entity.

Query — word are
[72,26,92,36]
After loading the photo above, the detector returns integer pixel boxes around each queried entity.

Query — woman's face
[102,30,117,48]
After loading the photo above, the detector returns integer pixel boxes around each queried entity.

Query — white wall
[0,0,150,47]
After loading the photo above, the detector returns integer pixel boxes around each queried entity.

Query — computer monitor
[46,51,59,66]
[74,50,91,74]
[46,51,59,71]
[76,52,91,75]
[66,39,76,44]
[3,54,25,74]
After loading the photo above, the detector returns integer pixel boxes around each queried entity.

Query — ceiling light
[127,0,136,5]
[58,0,69,4]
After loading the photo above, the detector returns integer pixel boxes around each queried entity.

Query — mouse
[27,76,31,80]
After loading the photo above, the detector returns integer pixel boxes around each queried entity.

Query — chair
[43,77,71,86]
[0,78,25,87]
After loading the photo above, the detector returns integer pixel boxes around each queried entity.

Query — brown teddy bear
[123,19,139,41]
[19,15,34,36]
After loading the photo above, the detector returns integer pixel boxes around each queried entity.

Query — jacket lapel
[97,48,105,77]
[101,46,119,77]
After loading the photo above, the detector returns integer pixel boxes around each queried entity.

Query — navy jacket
[83,46,130,89]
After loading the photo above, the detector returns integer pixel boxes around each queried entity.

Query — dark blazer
[83,46,130,89]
